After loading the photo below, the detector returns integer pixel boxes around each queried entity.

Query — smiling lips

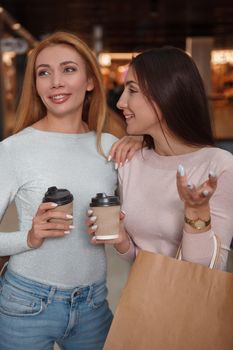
[124,113,134,122]
[49,94,71,104]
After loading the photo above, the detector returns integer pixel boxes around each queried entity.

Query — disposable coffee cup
[90,193,120,240]
[42,186,73,224]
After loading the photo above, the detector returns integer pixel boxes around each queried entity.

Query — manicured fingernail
[91,224,98,230]
[69,225,75,229]
[209,171,216,177]
[121,210,126,215]
[202,190,209,197]
[66,214,73,219]
[115,163,119,170]
[108,155,112,162]
[90,216,97,222]
[92,236,96,241]
[187,181,193,189]
[119,162,123,168]
[64,230,70,234]
[125,159,129,163]
[178,164,185,176]
[51,203,58,207]
[87,209,93,215]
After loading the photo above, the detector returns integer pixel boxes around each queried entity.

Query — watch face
[185,216,211,230]
[194,220,206,230]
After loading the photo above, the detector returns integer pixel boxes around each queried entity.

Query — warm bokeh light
[211,50,233,64]
[98,53,111,67]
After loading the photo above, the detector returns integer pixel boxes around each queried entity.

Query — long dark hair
[130,47,214,149]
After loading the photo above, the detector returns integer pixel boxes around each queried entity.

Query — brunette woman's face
[117,66,162,136]
[35,44,94,119]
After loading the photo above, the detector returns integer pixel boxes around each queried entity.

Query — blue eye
[64,66,77,73]
[38,70,49,77]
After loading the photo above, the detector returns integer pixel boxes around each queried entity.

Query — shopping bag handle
[0,260,9,276]
[177,235,220,269]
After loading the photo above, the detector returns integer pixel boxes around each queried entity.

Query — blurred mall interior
[0,1,233,348]
[1,0,233,141]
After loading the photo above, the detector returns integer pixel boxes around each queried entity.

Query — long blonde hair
[14,31,107,153]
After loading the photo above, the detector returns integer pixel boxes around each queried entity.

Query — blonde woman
[0,31,138,350]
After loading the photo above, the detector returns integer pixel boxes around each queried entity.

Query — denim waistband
[3,268,106,303]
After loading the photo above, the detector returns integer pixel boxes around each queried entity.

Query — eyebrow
[125,80,138,86]
[36,61,79,70]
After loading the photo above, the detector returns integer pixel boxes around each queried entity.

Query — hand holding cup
[86,194,131,252]
[27,187,74,249]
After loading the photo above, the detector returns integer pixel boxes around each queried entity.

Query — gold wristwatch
[184,216,211,230]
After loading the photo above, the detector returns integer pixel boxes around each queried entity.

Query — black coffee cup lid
[42,186,73,206]
[90,193,120,207]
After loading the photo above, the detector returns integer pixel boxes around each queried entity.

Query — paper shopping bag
[104,250,233,350]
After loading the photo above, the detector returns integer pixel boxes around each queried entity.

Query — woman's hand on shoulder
[108,135,143,169]
[27,202,74,249]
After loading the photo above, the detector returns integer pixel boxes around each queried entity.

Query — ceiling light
[12,23,21,30]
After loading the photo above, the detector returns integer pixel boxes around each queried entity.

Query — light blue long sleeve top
[0,127,117,288]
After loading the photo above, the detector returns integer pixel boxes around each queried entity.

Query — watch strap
[184,216,211,229]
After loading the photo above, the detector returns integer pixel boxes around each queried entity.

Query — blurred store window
[0,6,38,140]
[211,49,233,141]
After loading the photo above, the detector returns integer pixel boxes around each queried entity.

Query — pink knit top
[118,147,233,270]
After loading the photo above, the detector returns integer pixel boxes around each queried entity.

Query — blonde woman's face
[35,44,94,119]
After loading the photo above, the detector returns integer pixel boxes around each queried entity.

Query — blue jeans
[0,269,113,350]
